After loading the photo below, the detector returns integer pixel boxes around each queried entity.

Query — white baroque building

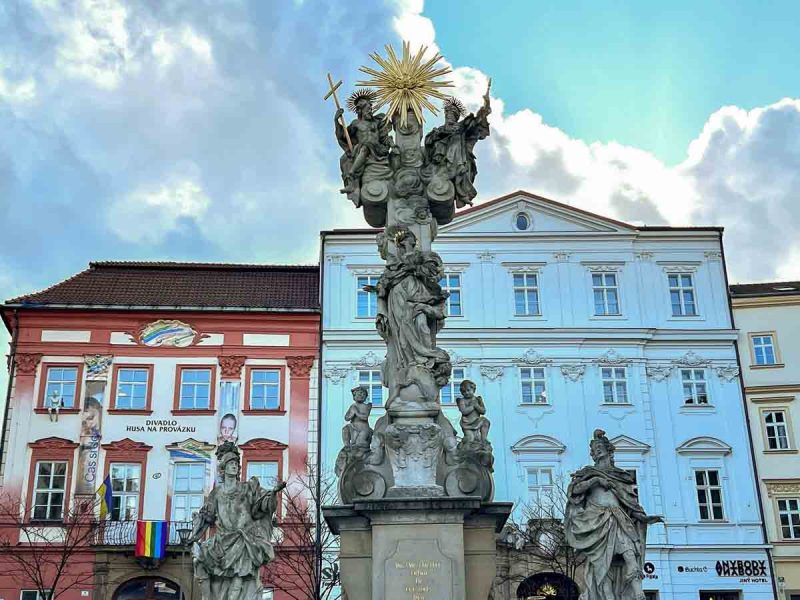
[320,191,773,600]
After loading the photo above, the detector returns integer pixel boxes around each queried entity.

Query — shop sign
[644,562,658,580]
[715,560,769,584]
[126,419,197,433]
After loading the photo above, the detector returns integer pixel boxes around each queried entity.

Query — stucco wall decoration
[138,319,201,347]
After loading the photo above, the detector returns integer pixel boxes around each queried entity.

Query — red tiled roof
[5,261,320,311]
[729,281,800,298]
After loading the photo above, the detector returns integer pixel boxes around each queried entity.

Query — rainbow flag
[135,520,169,559]
[96,475,113,520]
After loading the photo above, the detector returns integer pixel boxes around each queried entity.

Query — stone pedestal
[324,497,511,600]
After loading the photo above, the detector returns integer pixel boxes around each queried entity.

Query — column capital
[218,355,247,379]
[287,355,315,378]
[14,353,43,376]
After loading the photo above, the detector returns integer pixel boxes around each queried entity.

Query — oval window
[515,212,530,231]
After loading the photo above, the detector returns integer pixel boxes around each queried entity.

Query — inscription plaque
[385,539,453,600]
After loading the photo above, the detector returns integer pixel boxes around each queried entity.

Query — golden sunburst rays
[356,41,453,128]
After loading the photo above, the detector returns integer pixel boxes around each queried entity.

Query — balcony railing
[93,520,194,547]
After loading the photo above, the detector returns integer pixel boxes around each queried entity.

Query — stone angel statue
[187,442,286,600]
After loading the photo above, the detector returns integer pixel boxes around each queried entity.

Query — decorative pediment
[352,351,383,369]
[166,438,215,462]
[29,437,79,451]
[102,438,153,454]
[672,351,709,368]
[595,349,631,366]
[764,479,800,496]
[609,435,650,455]
[676,436,732,456]
[511,435,566,455]
[239,438,288,452]
[514,349,552,367]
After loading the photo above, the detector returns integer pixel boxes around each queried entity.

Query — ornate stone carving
[560,364,586,382]
[342,386,373,450]
[480,365,505,381]
[553,252,571,262]
[84,354,113,380]
[14,353,42,375]
[764,480,800,496]
[514,349,552,366]
[287,355,315,378]
[327,254,345,264]
[447,350,472,367]
[635,251,654,261]
[188,442,284,600]
[477,251,496,263]
[385,422,444,496]
[646,365,673,382]
[715,365,740,382]
[352,351,383,369]
[565,430,663,600]
[218,355,247,379]
[323,365,350,384]
[594,349,631,366]
[704,251,722,261]
[673,351,709,367]
[28,436,79,451]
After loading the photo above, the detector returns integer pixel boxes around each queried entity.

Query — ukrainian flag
[97,475,113,520]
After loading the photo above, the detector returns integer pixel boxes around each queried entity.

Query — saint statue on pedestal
[188,442,286,600]
[565,430,663,600]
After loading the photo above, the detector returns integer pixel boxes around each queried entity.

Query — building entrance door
[113,577,183,600]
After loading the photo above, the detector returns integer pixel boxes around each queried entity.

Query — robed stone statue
[564,430,662,600]
[188,442,286,600]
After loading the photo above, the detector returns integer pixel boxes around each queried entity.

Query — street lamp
[176,525,193,600]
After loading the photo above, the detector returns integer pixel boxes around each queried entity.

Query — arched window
[517,572,580,600]
[515,212,531,231]
[113,577,182,600]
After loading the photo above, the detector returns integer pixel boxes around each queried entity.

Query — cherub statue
[565,430,663,600]
[46,390,63,423]
[456,379,490,443]
[334,89,393,205]
[423,81,491,208]
[342,385,373,448]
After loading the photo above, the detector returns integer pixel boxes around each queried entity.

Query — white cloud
[109,174,211,244]
[0,72,36,105]
[152,26,214,69]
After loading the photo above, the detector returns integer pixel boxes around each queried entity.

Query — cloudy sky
[1,0,799,306]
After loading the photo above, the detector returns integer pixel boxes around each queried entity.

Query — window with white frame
[668,273,697,316]
[777,497,800,539]
[246,461,279,488]
[513,273,541,316]
[520,367,547,404]
[32,461,67,521]
[179,368,212,409]
[249,369,281,410]
[592,272,620,315]
[526,467,554,505]
[21,592,51,600]
[43,366,79,409]
[601,367,628,404]
[681,369,709,405]
[695,469,724,521]
[356,275,379,318]
[115,368,149,410]
[441,367,466,405]
[440,273,463,316]
[752,334,778,366]
[358,369,384,407]
[110,463,141,521]
[763,410,791,450]
[171,462,205,522]
[624,468,639,500]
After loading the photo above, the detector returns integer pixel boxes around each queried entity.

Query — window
[440,273,463,316]
[514,273,541,316]
[249,369,281,410]
[668,273,697,316]
[171,462,205,522]
[592,272,620,315]
[601,367,628,404]
[699,592,740,600]
[261,589,274,600]
[356,275,379,318]
[358,369,384,407]
[777,498,800,539]
[515,212,531,231]
[114,368,149,410]
[682,369,709,405]
[763,410,791,450]
[520,368,547,404]
[110,463,141,521]
[246,461,279,488]
[179,368,212,410]
[625,469,639,500]
[21,592,51,600]
[441,367,466,405]
[43,366,79,409]
[526,467,554,504]
[33,461,67,520]
[752,334,778,366]
[695,469,724,521]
